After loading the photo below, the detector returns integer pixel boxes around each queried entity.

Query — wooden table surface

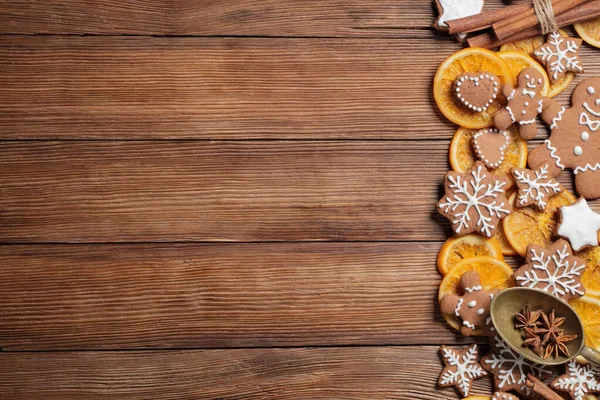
[1,1,599,399]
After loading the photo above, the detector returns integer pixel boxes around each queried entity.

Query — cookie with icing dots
[440,271,495,336]
[433,0,485,31]
[472,128,509,169]
[491,392,518,400]
[494,68,549,140]
[454,73,500,113]
[529,78,600,199]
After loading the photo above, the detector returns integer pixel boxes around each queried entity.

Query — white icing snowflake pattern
[552,359,600,400]
[534,32,583,81]
[514,240,586,301]
[513,164,562,210]
[438,163,511,237]
[439,344,487,397]
[483,336,551,395]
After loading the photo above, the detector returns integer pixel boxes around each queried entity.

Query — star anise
[536,309,566,345]
[515,305,543,330]
[522,327,544,356]
[544,333,578,359]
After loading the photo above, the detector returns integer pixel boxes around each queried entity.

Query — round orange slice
[498,51,550,97]
[575,17,600,49]
[449,126,527,189]
[503,190,576,257]
[499,29,573,98]
[439,256,514,335]
[569,295,600,351]
[438,234,504,276]
[575,233,600,300]
[434,48,511,129]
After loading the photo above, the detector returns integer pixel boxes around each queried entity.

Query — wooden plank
[0,242,474,350]
[0,0,510,36]
[0,34,459,140]
[0,346,493,399]
[0,140,454,243]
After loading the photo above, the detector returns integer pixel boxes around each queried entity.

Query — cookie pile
[432,33,600,400]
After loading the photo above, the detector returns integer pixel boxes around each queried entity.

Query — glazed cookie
[512,164,563,211]
[533,32,583,84]
[491,392,518,400]
[438,161,512,238]
[528,78,600,199]
[557,198,600,251]
[472,128,509,169]
[551,358,600,400]
[440,271,495,336]
[513,239,586,301]
[454,73,500,113]
[438,344,488,397]
[433,0,485,31]
[494,68,549,140]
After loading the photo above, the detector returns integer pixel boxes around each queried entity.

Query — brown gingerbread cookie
[491,392,518,400]
[557,198,600,251]
[454,73,500,113]
[433,0,485,31]
[551,358,600,400]
[512,163,563,211]
[529,78,600,199]
[494,68,549,140]
[437,161,512,237]
[533,32,583,84]
[438,344,488,397]
[472,128,509,169]
[440,271,495,336]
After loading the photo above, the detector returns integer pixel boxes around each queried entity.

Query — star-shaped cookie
[533,32,583,83]
[437,161,512,237]
[438,344,488,397]
[513,239,586,301]
[552,358,600,400]
[512,163,563,211]
[558,198,600,251]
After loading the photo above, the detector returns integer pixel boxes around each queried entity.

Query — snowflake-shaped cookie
[438,161,512,237]
[438,344,488,397]
[513,239,586,301]
[558,198,600,251]
[512,164,563,211]
[533,32,583,83]
[552,358,600,400]
[482,335,551,396]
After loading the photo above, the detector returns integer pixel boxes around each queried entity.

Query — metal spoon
[490,287,600,365]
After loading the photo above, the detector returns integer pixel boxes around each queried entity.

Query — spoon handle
[580,346,600,365]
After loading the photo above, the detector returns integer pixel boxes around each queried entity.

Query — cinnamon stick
[492,0,566,33]
[525,374,563,400]
[468,0,600,48]
[493,0,589,40]
[447,3,530,34]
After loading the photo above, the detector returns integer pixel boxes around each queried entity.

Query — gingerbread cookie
[533,32,583,84]
[440,271,495,336]
[438,161,512,237]
[558,198,600,251]
[514,239,586,301]
[454,73,499,113]
[473,128,509,169]
[482,335,552,396]
[551,358,600,400]
[529,78,600,199]
[494,68,549,140]
[491,392,518,400]
[433,0,485,31]
[438,344,488,397]
[512,164,563,211]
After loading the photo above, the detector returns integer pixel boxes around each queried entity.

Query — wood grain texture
[0,242,474,350]
[0,0,510,36]
[0,140,454,243]
[0,346,493,399]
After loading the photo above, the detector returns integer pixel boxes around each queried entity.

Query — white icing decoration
[581,131,590,141]
[513,164,561,210]
[455,297,464,316]
[506,106,516,123]
[465,285,482,293]
[524,102,529,106]
[558,199,600,251]
[583,101,600,117]
[521,88,536,98]
[552,359,600,400]
[588,86,596,95]
[454,74,497,112]
[579,110,600,131]
[545,139,565,170]
[574,163,600,174]
[537,99,544,114]
[550,106,566,129]
[574,146,583,156]
[467,300,476,308]
[476,308,485,316]
[472,129,509,169]
[440,345,487,397]
[506,89,515,101]
[534,32,583,81]
[463,321,476,329]
[516,244,585,298]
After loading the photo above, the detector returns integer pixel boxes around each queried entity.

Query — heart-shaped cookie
[472,128,510,169]
[454,73,499,113]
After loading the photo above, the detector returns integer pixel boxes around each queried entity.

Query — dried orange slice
[434,48,511,129]
[498,51,550,97]
[438,234,504,276]
[503,190,576,257]
[499,29,573,98]
[449,126,527,188]
[569,296,600,351]
[575,17,600,49]
[494,191,518,256]
[439,256,514,335]
[575,233,600,299]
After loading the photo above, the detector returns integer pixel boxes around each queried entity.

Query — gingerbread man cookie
[440,271,495,336]
[494,68,549,140]
[529,78,600,199]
